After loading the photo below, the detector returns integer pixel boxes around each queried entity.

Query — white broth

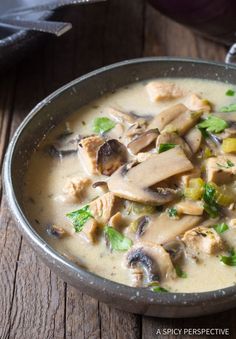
[23,78,236,292]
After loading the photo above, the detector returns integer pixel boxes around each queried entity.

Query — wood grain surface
[0,1,234,338]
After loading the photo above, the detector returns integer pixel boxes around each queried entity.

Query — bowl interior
[7,58,236,317]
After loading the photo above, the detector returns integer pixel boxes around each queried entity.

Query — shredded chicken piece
[182,226,224,255]
[109,212,123,230]
[146,81,183,102]
[80,219,99,243]
[185,94,211,112]
[89,192,120,224]
[206,155,236,185]
[79,135,104,174]
[63,177,91,202]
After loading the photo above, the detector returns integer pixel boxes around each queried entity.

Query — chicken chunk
[109,212,123,230]
[185,94,211,112]
[63,177,91,202]
[89,192,120,225]
[146,81,183,102]
[182,226,224,255]
[205,155,236,185]
[176,200,204,216]
[79,135,104,175]
[80,218,98,243]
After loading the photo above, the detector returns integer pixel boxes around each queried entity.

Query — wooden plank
[142,4,234,339]
[0,48,67,338]
[66,287,100,339]
[99,303,141,339]
[0,1,145,338]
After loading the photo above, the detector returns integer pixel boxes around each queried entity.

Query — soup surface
[24,78,236,293]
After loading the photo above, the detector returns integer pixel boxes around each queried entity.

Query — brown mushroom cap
[96,139,128,176]
[128,129,159,155]
[126,241,176,283]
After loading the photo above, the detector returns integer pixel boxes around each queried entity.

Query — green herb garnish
[167,207,178,218]
[216,159,234,169]
[93,117,116,134]
[104,226,133,251]
[225,89,235,96]
[202,183,219,218]
[220,103,236,113]
[158,143,176,153]
[220,249,236,266]
[214,222,229,234]
[152,286,169,293]
[175,266,187,278]
[198,116,228,134]
[66,205,93,232]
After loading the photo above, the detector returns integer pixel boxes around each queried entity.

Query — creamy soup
[23,78,236,293]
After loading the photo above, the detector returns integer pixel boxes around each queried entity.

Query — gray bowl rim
[4,56,236,309]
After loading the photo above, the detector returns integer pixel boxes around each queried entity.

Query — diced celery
[203,147,212,159]
[184,178,204,200]
[132,202,156,215]
[222,138,236,153]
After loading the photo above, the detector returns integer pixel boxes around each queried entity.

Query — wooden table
[0,1,234,338]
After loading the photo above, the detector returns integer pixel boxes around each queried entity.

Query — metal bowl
[3,57,236,318]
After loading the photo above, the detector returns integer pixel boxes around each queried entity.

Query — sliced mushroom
[126,241,176,283]
[148,103,187,131]
[96,139,128,176]
[163,109,203,136]
[92,181,108,193]
[108,147,192,205]
[127,129,159,154]
[108,107,152,124]
[108,107,136,123]
[156,132,192,158]
[46,133,83,158]
[126,119,147,138]
[135,215,150,238]
[163,239,186,264]
[46,139,79,158]
[184,127,202,153]
[140,213,202,244]
[47,224,68,238]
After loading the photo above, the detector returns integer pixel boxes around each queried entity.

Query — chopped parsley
[93,117,116,134]
[220,249,236,266]
[220,103,236,113]
[149,282,169,293]
[225,89,235,96]
[152,286,169,293]
[158,143,176,153]
[198,116,228,134]
[66,205,93,232]
[167,207,178,218]
[202,183,219,218]
[216,159,234,169]
[175,266,187,278]
[104,226,133,251]
[213,222,229,234]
